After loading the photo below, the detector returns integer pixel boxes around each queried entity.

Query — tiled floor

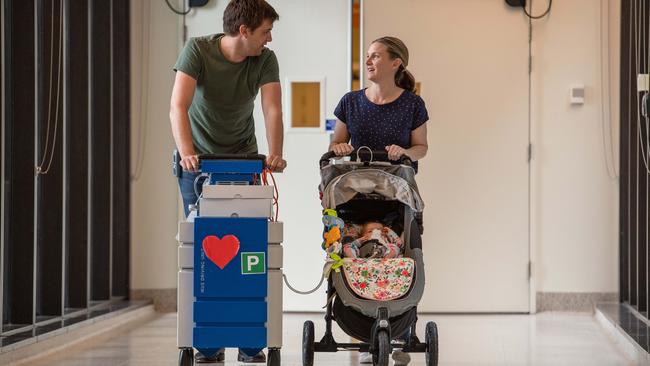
[27,312,633,366]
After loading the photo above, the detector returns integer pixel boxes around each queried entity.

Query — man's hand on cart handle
[180,153,200,173]
[266,154,287,172]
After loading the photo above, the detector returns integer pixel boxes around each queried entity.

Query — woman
[330,36,428,172]
[330,36,427,365]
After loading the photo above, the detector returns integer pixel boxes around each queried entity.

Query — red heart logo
[202,235,240,269]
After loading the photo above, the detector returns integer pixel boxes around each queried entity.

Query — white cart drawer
[268,221,283,243]
[268,244,283,269]
[178,244,193,269]
[199,198,273,218]
[177,221,194,243]
[202,185,274,199]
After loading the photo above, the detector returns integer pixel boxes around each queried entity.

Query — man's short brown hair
[223,0,279,36]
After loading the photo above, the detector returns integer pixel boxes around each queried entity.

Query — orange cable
[262,168,279,221]
[268,170,279,221]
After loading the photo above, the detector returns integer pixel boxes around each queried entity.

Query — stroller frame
[308,276,429,353]
[302,150,439,366]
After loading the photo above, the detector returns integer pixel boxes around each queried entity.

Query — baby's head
[362,221,384,236]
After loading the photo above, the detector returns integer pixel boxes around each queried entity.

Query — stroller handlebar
[319,149,413,169]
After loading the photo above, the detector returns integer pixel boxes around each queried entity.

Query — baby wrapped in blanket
[341,221,403,259]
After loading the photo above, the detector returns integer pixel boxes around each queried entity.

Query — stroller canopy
[321,168,424,212]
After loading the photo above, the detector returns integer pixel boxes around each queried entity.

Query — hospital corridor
[1,0,648,365]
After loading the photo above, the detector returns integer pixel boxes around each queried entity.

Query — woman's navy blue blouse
[334,89,429,171]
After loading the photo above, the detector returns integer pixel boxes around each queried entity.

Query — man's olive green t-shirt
[173,34,280,154]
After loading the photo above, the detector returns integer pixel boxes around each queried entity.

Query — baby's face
[363,222,383,235]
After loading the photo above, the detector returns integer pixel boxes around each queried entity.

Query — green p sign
[241,252,266,275]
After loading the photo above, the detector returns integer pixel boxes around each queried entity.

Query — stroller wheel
[372,331,390,366]
[425,321,439,366]
[302,320,315,366]
[178,347,193,366]
[267,348,281,366]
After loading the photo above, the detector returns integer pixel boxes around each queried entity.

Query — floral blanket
[342,258,414,301]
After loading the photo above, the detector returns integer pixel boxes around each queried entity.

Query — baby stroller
[302,149,439,366]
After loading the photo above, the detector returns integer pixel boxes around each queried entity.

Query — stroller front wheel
[302,320,315,366]
[425,321,439,366]
[372,331,390,366]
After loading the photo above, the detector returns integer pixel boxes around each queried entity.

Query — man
[169,0,285,363]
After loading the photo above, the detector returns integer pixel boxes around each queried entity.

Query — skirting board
[130,289,619,313]
[131,288,177,312]
[537,292,619,312]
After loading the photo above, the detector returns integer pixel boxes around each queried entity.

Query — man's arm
[260,82,287,172]
[169,71,199,171]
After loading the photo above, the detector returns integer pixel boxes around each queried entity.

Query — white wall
[184,0,350,311]
[129,0,350,310]
[130,0,182,291]
[261,0,350,311]
[361,0,620,306]
[531,0,620,293]
[364,0,533,312]
[129,0,621,310]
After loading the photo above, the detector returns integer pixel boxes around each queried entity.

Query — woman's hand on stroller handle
[331,143,354,157]
[319,148,413,168]
[385,144,408,161]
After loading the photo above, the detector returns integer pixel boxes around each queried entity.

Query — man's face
[243,19,274,56]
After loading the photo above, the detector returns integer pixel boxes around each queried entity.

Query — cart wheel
[302,321,315,366]
[267,348,281,366]
[372,331,390,366]
[179,348,193,366]
[425,321,439,366]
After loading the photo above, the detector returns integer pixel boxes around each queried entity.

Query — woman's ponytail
[395,65,416,93]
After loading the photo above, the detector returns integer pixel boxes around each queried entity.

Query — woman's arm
[385,122,428,161]
[329,120,354,156]
[405,122,428,160]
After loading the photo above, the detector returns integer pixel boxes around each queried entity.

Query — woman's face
[365,42,400,83]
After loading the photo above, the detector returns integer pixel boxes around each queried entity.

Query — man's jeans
[178,171,207,217]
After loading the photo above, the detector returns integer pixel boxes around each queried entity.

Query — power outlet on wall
[505,0,526,7]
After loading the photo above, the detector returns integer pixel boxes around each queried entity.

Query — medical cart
[176,154,283,366]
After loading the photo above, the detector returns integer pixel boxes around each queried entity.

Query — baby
[342,221,403,259]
